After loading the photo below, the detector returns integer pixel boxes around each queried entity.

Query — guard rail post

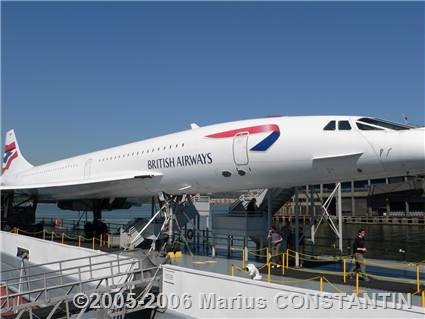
[267,262,271,283]
[43,229,46,240]
[61,233,64,244]
[266,247,270,267]
[78,235,81,247]
[416,264,420,293]
[282,253,285,275]
[355,272,359,296]
[227,235,231,258]
[285,249,289,269]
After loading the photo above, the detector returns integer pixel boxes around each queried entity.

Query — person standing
[267,226,283,267]
[247,198,257,212]
[280,220,292,252]
[349,228,371,282]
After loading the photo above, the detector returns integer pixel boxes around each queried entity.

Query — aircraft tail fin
[2,129,33,176]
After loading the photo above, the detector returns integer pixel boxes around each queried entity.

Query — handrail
[0,250,134,275]
[130,205,164,246]
[3,258,138,288]
[0,266,158,307]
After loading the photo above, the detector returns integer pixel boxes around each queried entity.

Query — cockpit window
[356,122,383,130]
[323,121,336,131]
[338,121,351,130]
[357,118,411,130]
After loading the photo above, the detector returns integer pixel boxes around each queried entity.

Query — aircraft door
[233,132,249,166]
[84,159,92,178]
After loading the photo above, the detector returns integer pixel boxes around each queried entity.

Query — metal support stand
[309,186,315,245]
[196,214,200,253]
[168,202,174,247]
[151,196,155,218]
[311,182,344,254]
[267,192,272,230]
[294,187,300,267]
[337,184,343,254]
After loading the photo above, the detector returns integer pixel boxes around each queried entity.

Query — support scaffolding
[310,182,344,253]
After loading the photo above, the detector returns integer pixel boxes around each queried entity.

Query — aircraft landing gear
[83,200,107,238]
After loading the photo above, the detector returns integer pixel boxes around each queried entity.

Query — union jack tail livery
[2,130,33,176]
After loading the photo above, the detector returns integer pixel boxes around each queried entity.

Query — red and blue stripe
[206,124,280,151]
[3,142,18,172]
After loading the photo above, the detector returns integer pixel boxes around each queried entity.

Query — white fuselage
[2,116,424,200]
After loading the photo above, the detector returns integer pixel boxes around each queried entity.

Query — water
[301,222,425,262]
[35,204,425,262]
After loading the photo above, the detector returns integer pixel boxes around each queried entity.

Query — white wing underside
[0,171,163,200]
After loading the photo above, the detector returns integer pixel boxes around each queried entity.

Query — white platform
[161,263,425,318]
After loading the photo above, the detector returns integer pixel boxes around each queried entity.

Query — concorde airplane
[1,116,424,210]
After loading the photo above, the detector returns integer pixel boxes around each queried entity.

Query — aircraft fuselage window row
[97,143,185,163]
[23,164,79,177]
[23,142,186,177]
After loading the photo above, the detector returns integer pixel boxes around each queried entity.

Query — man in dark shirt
[349,228,371,282]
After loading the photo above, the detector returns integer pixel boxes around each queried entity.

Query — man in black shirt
[349,228,371,282]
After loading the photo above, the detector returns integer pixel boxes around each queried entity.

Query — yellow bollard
[417,265,420,293]
[100,234,103,247]
[61,233,64,244]
[107,234,110,247]
[92,237,95,250]
[51,231,54,241]
[355,272,359,296]
[320,276,323,292]
[16,228,19,235]
[343,256,347,284]
[242,249,245,272]
[282,253,285,275]
[422,290,425,308]
[78,236,81,247]
[286,250,289,269]
[267,262,271,283]
[43,229,46,240]
[231,264,235,276]
[266,247,270,266]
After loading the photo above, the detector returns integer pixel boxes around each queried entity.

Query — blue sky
[2,2,424,165]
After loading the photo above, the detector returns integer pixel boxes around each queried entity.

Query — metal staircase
[173,199,199,228]
[122,197,200,249]
[0,252,161,318]
[229,187,295,216]
[212,187,295,240]
[258,187,295,215]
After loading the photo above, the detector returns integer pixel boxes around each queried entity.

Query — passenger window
[323,121,336,131]
[338,121,351,130]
